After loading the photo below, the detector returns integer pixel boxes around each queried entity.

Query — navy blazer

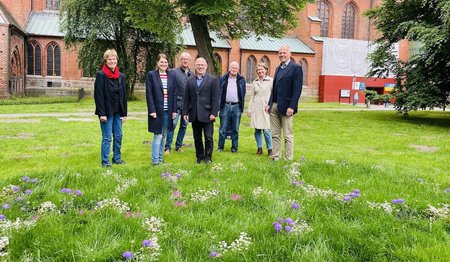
[145,70,177,134]
[183,74,220,123]
[94,70,128,117]
[268,61,303,115]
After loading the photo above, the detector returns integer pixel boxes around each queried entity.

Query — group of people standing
[94,45,303,167]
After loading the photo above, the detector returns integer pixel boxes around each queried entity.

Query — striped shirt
[160,73,168,111]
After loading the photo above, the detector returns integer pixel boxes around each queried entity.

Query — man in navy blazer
[183,57,220,164]
[267,45,303,161]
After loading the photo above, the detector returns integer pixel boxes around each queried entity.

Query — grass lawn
[0,101,449,261]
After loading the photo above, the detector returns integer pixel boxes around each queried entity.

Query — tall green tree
[60,0,179,97]
[366,0,450,112]
[119,0,311,74]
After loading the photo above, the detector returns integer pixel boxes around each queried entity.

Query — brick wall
[0,25,10,97]
[1,0,31,29]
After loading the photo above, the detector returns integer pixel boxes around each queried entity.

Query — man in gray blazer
[267,45,303,161]
[183,57,220,164]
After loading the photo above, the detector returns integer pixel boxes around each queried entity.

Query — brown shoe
[256,148,263,155]
[268,149,273,157]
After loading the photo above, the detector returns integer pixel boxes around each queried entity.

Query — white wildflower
[95,197,130,213]
[190,189,220,202]
[0,218,36,232]
[367,201,393,214]
[252,187,273,198]
[290,219,312,235]
[428,204,449,220]
[211,163,224,173]
[230,162,246,172]
[37,201,58,214]
[216,232,252,255]
[115,178,138,193]
[325,160,336,165]
[142,217,165,234]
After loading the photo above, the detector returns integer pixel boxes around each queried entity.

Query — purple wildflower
[22,176,30,182]
[171,190,182,199]
[24,189,32,195]
[15,196,23,202]
[349,192,359,198]
[231,194,242,201]
[285,217,294,225]
[291,202,299,210]
[0,214,5,220]
[444,188,450,193]
[160,172,170,178]
[61,188,72,194]
[285,226,292,232]
[277,217,284,223]
[292,181,298,186]
[142,239,153,247]
[75,190,83,196]
[273,222,283,232]
[122,251,133,260]
[12,186,20,192]
[209,251,220,257]
[174,201,186,207]
[2,204,10,210]
[417,178,424,183]
[175,173,182,178]
[392,199,405,204]
[343,196,351,202]
[301,155,306,161]
[298,180,305,185]
[353,189,360,194]
[31,178,38,183]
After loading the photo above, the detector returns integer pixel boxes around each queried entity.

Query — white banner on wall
[321,38,398,77]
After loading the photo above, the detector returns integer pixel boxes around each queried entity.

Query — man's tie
[280,62,286,69]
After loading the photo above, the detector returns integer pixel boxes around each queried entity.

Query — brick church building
[0,0,409,101]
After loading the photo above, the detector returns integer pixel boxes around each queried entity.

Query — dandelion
[1,204,9,210]
[231,194,242,201]
[209,251,221,257]
[291,202,299,210]
[122,251,133,260]
[24,189,32,195]
[273,222,282,232]
[392,199,405,204]
[142,239,153,247]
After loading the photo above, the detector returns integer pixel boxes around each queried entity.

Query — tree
[119,0,311,74]
[60,0,179,97]
[365,0,450,112]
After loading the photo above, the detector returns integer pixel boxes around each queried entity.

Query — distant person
[218,61,246,153]
[94,49,128,168]
[164,52,192,153]
[353,92,359,106]
[145,54,177,165]
[183,58,220,164]
[267,45,303,161]
[248,63,273,156]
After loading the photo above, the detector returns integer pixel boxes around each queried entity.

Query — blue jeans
[255,129,272,150]
[100,113,123,166]
[151,112,169,164]
[218,104,241,151]
[165,111,188,150]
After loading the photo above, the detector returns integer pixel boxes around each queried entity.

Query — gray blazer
[183,73,220,123]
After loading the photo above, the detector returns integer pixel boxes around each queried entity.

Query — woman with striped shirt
[145,54,177,165]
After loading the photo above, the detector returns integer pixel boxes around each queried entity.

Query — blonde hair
[257,62,268,71]
[103,49,118,62]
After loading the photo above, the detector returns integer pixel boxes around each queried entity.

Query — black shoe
[113,160,126,164]
[102,164,111,168]
[152,162,160,166]
[205,159,212,164]
[231,149,238,153]
[175,147,182,152]
[196,158,203,164]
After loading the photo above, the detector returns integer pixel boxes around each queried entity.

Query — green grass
[0,104,449,261]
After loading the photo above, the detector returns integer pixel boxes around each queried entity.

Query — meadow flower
[349,192,359,198]
[1,204,9,210]
[24,189,32,195]
[301,155,306,161]
[190,189,220,202]
[15,197,23,202]
[171,190,182,199]
[37,201,57,214]
[12,186,20,192]
[142,217,165,233]
[142,239,153,247]
[417,178,424,183]
[209,251,221,257]
[277,218,284,223]
[0,214,5,220]
[445,188,450,193]
[367,201,393,214]
[75,190,83,196]
[252,187,272,197]
[231,194,242,201]
[30,178,38,183]
[285,226,292,232]
[61,188,72,194]
[291,202,299,210]
[122,251,133,260]
[22,176,30,182]
[392,199,405,204]
[175,173,182,178]
[353,189,360,194]
[343,196,351,202]
[174,201,186,207]
[273,222,282,232]
[285,218,294,225]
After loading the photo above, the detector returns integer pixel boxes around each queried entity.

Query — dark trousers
[192,120,214,161]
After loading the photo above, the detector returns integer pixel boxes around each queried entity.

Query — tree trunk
[189,14,219,76]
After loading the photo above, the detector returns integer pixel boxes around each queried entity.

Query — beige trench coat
[248,76,273,129]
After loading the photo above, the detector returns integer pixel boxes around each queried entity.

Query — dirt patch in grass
[29,146,57,151]
[58,118,95,122]
[0,132,36,140]
[0,119,40,123]
[409,144,438,152]
[10,154,33,159]
[73,143,96,147]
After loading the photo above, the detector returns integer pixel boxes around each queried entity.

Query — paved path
[0,105,397,118]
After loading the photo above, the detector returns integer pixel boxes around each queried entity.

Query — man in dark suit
[183,57,220,164]
[267,45,303,161]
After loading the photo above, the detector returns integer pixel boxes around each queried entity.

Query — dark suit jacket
[183,73,220,123]
[145,70,177,134]
[94,70,128,117]
[268,61,303,115]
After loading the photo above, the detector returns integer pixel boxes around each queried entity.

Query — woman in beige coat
[247,63,273,156]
